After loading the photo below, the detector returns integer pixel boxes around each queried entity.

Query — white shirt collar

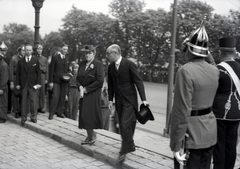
[25,55,32,61]
[115,56,122,65]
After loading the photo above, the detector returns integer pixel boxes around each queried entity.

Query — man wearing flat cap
[170,20,219,169]
[0,42,9,123]
[212,37,240,169]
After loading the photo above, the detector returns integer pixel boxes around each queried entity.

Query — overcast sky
[0,0,239,36]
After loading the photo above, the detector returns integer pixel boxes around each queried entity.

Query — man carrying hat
[0,41,9,123]
[9,45,25,118]
[170,21,219,169]
[106,44,148,164]
[212,37,240,169]
[49,43,70,120]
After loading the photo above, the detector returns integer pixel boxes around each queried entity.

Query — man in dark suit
[48,43,70,120]
[106,44,148,163]
[16,44,41,124]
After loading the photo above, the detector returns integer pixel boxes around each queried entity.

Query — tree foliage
[0,0,239,67]
[0,23,34,57]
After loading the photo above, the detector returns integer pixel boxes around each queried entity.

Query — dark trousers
[7,81,11,113]
[174,146,213,169]
[49,83,67,116]
[12,76,21,114]
[0,87,8,121]
[213,120,240,169]
[21,85,38,121]
[38,74,46,110]
[115,96,136,154]
[67,87,79,120]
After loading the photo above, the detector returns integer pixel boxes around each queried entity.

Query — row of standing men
[0,42,149,165]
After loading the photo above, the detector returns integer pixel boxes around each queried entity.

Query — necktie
[27,57,29,63]
[115,63,119,71]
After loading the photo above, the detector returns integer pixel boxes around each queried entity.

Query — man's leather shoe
[31,119,37,123]
[48,115,53,120]
[57,114,65,118]
[15,113,19,118]
[119,145,135,154]
[0,119,6,123]
[21,120,26,125]
[38,108,45,113]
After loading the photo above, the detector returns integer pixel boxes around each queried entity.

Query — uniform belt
[191,107,211,116]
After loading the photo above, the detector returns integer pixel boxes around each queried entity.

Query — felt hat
[61,73,72,82]
[183,18,209,57]
[219,37,236,51]
[136,104,154,125]
[0,41,8,51]
[13,88,21,98]
[81,45,98,52]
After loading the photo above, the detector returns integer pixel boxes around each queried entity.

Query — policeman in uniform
[170,20,219,169]
[9,45,25,118]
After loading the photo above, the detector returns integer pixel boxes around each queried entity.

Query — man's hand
[142,100,149,106]
[10,82,14,90]
[16,85,21,90]
[108,101,113,110]
[173,150,187,166]
[0,89,3,95]
[49,83,53,90]
[44,80,48,84]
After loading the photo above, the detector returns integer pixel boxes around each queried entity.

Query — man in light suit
[106,44,148,163]
[16,44,41,124]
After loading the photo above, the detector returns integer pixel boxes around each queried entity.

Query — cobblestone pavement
[6,112,173,169]
[0,122,115,169]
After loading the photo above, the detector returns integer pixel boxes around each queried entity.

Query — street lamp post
[163,0,178,137]
[31,0,44,45]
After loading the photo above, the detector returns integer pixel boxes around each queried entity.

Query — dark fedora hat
[219,37,236,51]
[13,88,21,98]
[136,104,154,125]
[61,73,72,82]
[81,45,98,52]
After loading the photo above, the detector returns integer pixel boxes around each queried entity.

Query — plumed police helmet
[183,18,209,57]
[0,41,8,51]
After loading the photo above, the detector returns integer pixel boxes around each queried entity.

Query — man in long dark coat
[0,41,9,123]
[106,44,148,163]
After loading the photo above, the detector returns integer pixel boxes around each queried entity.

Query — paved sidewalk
[0,122,114,169]
[7,113,173,169]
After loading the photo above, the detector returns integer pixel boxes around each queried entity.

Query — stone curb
[7,113,173,169]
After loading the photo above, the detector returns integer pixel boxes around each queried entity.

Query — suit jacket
[108,57,146,111]
[49,53,69,84]
[16,56,41,88]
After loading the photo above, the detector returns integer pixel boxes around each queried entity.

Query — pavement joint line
[7,112,173,169]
